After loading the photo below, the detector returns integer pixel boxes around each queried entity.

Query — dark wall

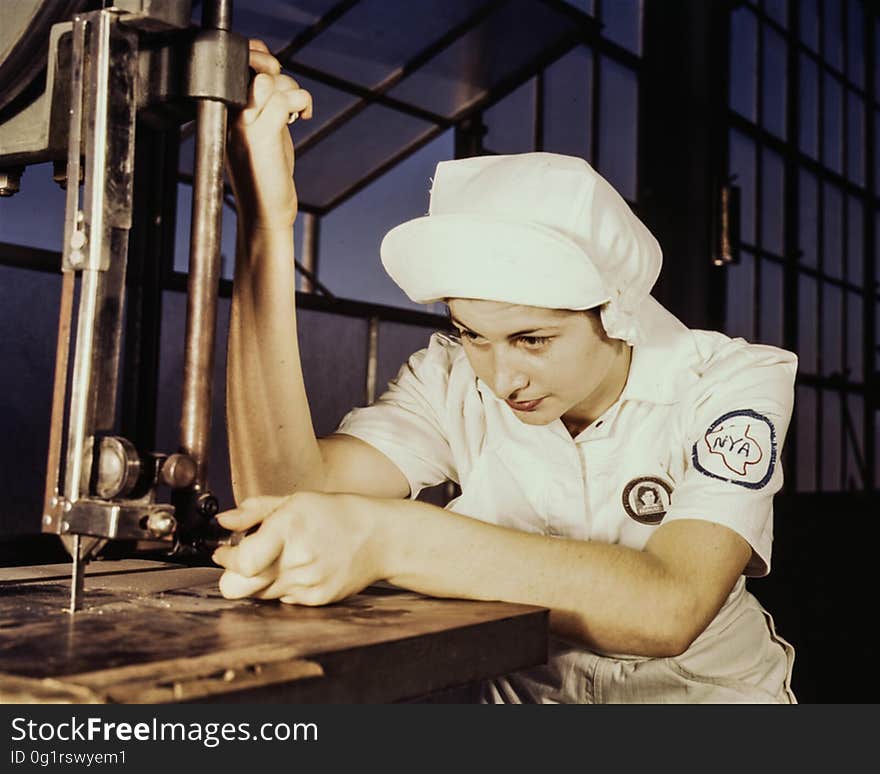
[747,492,878,703]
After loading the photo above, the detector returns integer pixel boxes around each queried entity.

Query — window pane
[292,0,488,91]
[174,184,238,279]
[847,196,863,284]
[821,389,842,491]
[484,78,536,154]
[795,386,817,492]
[761,149,785,254]
[821,283,843,376]
[601,0,642,55]
[730,6,758,121]
[876,112,880,193]
[598,57,638,201]
[763,0,787,27]
[762,26,787,138]
[292,218,309,293]
[376,320,436,400]
[798,274,818,373]
[876,385,880,488]
[877,215,880,331]
[759,259,785,347]
[282,71,361,150]
[725,250,755,340]
[798,169,818,267]
[822,183,843,278]
[847,0,865,88]
[295,105,435,211]
[822,73,843,174]
[562,0,595,15]
[730,130,757,245]
[846,291,863,381]
[227,2,326,52]
[318,129,455,310]
[385,1,575,118]
[876,17,880,103]
[844,394,865,490]
[161,290,235,505]
[800,0,819,50]
[823,0,843,71]
[543,46,593,161]
[0,162,66,252]
[0,265,62,534]
[847,91,865,185]
[299,308,371,436]
[798,54,819,158]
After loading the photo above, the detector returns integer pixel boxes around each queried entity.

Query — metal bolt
[146,512,176,537]
[69,250,84,268]
[0,168,23,196]
[70,230,87,250]
[197,494,220,519]
[60,521,71,534]
[43,515,53,526]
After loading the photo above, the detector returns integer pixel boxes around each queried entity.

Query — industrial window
[724,0,877,492]
[483,0,641,201]
[171,0,635,313]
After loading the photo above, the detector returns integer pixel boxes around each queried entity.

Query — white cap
[380,152,662,344]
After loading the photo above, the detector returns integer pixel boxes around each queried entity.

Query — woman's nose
[492,351,529,398]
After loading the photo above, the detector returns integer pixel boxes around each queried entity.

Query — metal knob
[159,453,198,489]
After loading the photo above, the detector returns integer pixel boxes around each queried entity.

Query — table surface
[0,560,548,703]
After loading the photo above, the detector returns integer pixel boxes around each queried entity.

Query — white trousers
[482,581,796,704]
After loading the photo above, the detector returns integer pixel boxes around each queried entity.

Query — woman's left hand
[212,491,385,605]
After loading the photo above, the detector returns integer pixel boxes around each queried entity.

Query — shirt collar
[618,296,701,405]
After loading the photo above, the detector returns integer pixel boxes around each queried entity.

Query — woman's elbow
[658,594,711,657]
[553,596,706,658]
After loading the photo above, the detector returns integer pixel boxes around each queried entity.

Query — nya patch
[693,409,777,489]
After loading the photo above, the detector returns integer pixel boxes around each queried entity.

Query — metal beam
[165,269,452,330]
[0,241,60,273]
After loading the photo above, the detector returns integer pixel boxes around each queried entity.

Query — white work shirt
[337,297,798,703]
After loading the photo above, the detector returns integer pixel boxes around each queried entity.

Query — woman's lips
[505,397,545,412]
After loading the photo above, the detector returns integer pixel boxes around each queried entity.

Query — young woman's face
[447,298,630,430]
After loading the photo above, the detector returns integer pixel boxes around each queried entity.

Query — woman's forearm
[226,224,325,502]
[374,498,711,657]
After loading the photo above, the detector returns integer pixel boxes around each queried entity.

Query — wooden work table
[0,560,548,703]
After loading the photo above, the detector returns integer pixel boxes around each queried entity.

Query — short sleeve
[335,333,459,498]
[664,342,798,576]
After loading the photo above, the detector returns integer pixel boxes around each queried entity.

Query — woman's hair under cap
[380,152,662,344]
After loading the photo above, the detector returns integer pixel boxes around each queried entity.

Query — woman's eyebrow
[449,316,560,338]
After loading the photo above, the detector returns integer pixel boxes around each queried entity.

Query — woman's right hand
[226,39,313,232]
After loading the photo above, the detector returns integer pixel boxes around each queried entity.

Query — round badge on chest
[622,476,673,525]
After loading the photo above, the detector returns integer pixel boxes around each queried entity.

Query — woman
[215,41,797,703]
